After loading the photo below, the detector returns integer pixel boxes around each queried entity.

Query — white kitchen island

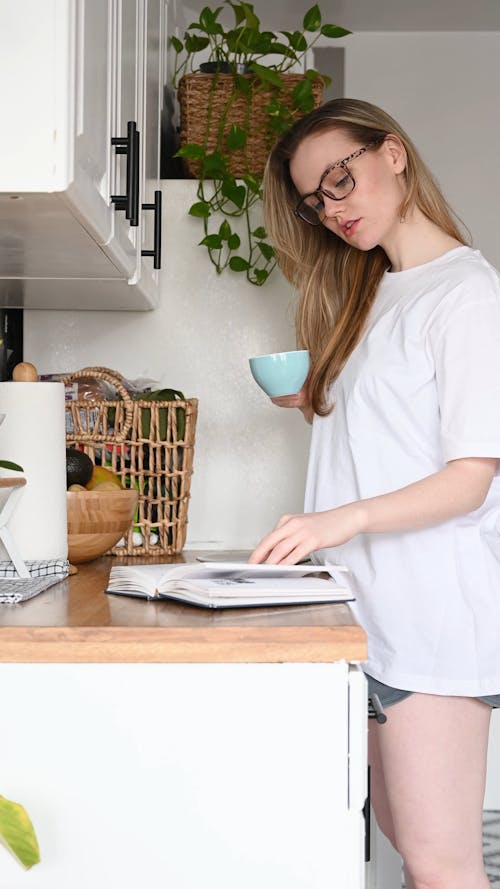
[0,556,368,889]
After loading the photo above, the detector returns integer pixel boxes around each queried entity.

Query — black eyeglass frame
[293,138,385,226]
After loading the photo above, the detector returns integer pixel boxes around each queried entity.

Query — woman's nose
[322,194,346,219]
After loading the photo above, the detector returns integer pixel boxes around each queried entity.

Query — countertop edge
[0,624,367,663]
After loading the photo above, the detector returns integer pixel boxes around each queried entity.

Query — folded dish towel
[0,559,69,604]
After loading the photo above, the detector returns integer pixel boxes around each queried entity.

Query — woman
[249,98,500,889]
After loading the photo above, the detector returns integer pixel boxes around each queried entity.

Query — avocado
[66,448,94,489]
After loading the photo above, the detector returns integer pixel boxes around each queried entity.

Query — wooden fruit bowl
[67,489,139,564]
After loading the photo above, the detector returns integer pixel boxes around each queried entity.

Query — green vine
[171,2,351,286]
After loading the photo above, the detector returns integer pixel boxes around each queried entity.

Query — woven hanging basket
[177,72,324,179]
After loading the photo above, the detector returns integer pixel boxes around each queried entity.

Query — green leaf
[174,143,205,159]
[305,67,320,81]
[267,42,296,59]
[252,268,270,285]
[304,67,332,90]
[202,151,228,177]
[264,98,283,117]
[184,34,210,53]
[0,460,23,472]
[252,225,266,238]
[225,27,244,53]
[199,6,224,35]
[303,4,321,31]
[221,179,246,208]
[240,2,260,29]
[257,240,275,261]
[321,24,352,38]
[288,30,307,52]
[227,232,241,249]
[292,78,315,112]
[170,36,183,53]
[248,62,283,88]
[219,220,232,239]
[226,124,246,150]
[238,30,272,54]
[233,72,251,94]
[227,1,246,25]
[0,795,40,869]
[229,256,251,271]
[199,234,223,249]
[189,201,211,218]
[243,174,262,195]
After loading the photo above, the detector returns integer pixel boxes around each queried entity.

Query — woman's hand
[248,504,363,565]
[271,383,313,423]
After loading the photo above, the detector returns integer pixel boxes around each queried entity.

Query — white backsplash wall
[25,180,311,549]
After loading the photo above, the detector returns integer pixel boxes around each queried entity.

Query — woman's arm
[249,457,497,564]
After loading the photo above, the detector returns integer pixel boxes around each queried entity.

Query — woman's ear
[383,134,407,175]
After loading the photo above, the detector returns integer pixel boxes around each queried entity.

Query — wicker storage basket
[63,367,198,556]
[177,72,324,178]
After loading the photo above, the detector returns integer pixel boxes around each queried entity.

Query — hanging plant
[171,2,351,285]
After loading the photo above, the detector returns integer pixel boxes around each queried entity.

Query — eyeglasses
[294,139,384,226]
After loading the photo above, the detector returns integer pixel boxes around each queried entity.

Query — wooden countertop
[0,555,367,663]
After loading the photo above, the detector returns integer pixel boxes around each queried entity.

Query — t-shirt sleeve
[428,283,500,464]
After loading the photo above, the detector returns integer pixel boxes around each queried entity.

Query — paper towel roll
[0,381,68,560]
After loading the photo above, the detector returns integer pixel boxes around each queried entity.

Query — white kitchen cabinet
[0,0,164,310]
[70,0,116,250]
[138,0,164,301]
[0,662,367,888]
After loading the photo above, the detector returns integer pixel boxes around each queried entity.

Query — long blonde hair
[263,98,469,415]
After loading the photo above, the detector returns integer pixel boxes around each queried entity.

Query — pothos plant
[171,2,351,286]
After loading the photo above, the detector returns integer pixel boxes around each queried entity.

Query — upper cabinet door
[0,0,71,191]
[136,0,164,299]
[106,0,142,280]
[67,0,115,246]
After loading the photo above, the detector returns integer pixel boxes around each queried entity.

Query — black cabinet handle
[363,765,371,862]
[141,190,162,270]
[111,121,140,226]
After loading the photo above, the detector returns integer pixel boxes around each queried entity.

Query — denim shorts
[366,673,500,710]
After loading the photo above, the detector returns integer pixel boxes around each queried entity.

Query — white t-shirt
[305,246,500,695]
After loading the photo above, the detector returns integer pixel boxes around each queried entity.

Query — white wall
[331,31,500,266]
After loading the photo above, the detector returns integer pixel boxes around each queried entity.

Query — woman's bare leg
[371,693,492,889]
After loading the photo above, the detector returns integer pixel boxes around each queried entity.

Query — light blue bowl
[249,350,310,397]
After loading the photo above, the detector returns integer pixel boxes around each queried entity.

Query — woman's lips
[341,218,361,237]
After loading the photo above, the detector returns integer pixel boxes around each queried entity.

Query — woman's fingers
[270,394,302,408]
[249,515,310,564]
[271,383,310,410]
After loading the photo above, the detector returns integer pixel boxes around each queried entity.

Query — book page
[166,577,349,597]
[107,561,350,600]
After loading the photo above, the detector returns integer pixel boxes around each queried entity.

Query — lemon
[86,465,123,490]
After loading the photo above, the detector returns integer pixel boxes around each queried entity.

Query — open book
[105,561,354,609]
